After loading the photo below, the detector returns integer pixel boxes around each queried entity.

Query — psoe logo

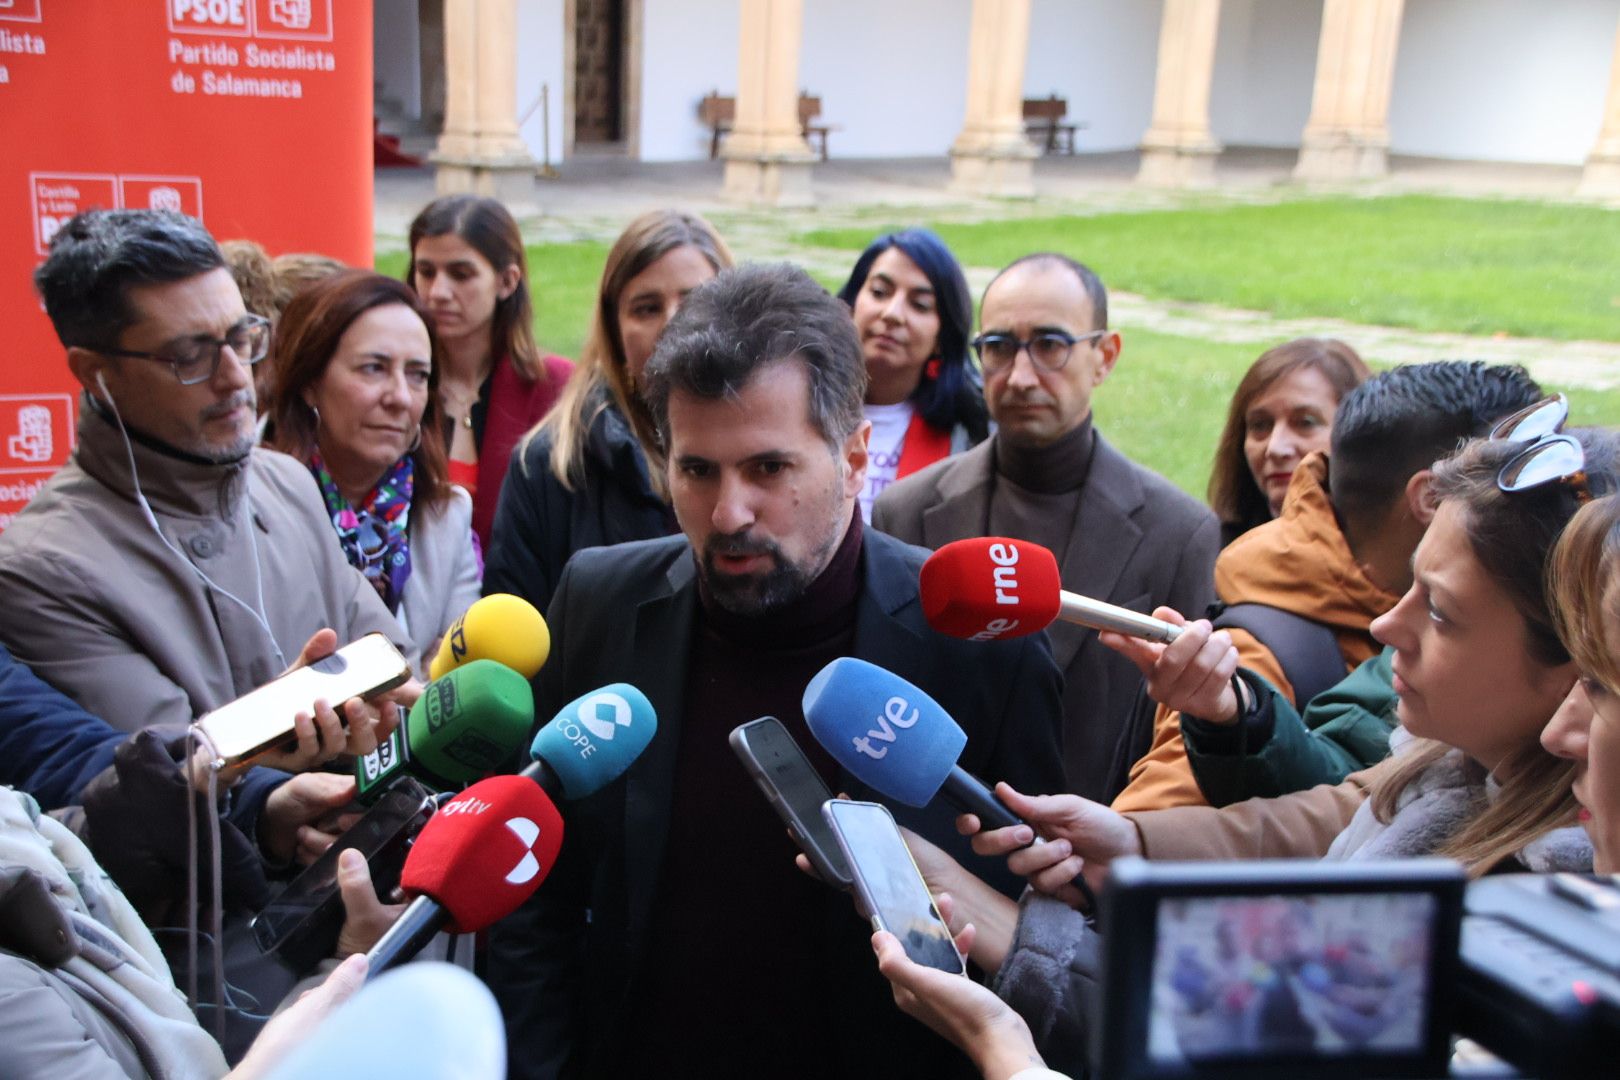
[119,176,203,221]
[168,0,252,36]
[0,0,44,24]
[7,405,52,465]
[253,0,332,40]
[578,691,632,741]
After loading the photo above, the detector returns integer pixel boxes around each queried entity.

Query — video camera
[1092,858,1620,1079]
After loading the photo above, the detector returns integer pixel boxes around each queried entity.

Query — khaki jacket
[0,400,408,733]
[1113,454,1399,812]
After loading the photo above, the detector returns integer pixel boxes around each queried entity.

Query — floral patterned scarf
[310,449,414,613]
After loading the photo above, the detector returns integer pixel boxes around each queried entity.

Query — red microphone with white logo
[366,774,563,978]
[920,537,1184,644]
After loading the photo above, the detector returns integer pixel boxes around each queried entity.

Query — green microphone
[356,659,534,804]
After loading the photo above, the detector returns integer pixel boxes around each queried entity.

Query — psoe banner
[0,0,373,530]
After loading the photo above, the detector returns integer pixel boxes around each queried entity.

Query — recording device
[364,684,658,978]
[192,632,411,767]
[920,537,1183,644]
[823,799,966,975]
[249,779,436,971]
[366,774,564,979]
[429,593,550,681]
[262,962,505,1080]
[1093,857,1465,1080]
[1454,872,1620,1077]
[803,657,1095,907]
[730,717,853,889]
[354,659,534,804]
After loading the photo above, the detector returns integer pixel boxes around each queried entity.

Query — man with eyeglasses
[0,207,413,749]
[874,252,1219,802]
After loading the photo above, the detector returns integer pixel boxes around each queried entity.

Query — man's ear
[1405,468,1439,525]
[67,347,111,402]
[497,264,521,302]
[1092,331,1122,387]
[842,420,872,500]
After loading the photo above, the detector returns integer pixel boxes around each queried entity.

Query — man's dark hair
[33,209,224,351]
[642,262,867,452]
[1328,360,1542,523]
[982,252,1109,330]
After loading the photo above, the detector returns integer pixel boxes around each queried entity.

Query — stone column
[432,0,538,200]
[949,0,1038,198]
[1137,0,1223,187]
[1579,18,1620,198]
[1294,0,1406,182]
[722,0,817,207]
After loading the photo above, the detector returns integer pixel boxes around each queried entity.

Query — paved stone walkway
[374,150,1620,390]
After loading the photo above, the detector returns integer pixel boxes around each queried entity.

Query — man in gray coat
[0,209,412,744]
[874,253,1218,801]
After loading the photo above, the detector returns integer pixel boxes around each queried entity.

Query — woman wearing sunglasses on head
[836,229,990,522]
[268,270,480,677]
[864,415,1617,1078]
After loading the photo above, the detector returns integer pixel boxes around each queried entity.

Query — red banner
[0,0,374,528]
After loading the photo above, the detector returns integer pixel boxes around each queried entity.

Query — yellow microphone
[429,593,551,681]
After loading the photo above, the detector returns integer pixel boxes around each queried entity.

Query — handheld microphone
[355,659,534,804]
[522,682,658,799]
[920,537,1183,644]
[366,774,564,978]
[264,962,504,1080]
[429,593,551,681]
[803,657,1096,907]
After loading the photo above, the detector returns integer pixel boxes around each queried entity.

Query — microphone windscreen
[802,657,966,807]
[400,775,563,933]
[263,962,504,1080]
[529,684,657,800]
[920,537,1061,641]
[405,659,534,785]
[430,593,551,681]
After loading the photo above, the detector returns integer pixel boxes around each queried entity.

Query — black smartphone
[729,716,853,889]
[823,799,966,976]
[249,777,436,973]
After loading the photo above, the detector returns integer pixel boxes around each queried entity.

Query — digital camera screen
[1146,892,1437,1065]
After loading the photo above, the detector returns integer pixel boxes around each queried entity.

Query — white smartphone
[823,799,966,975]
[193,632,411,767]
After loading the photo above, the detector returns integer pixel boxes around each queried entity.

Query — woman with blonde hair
[484,210,733,614]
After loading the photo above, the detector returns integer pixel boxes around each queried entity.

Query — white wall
[374,0,422,119]
[637,0,739,161]
[1025,0,1163,153]
[1209,0,1320,148]
[798,0,971,158]
[1390,0,1617,165]
[516,0,568,166]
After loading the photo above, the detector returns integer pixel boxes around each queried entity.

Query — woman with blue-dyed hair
[837,229,990,521]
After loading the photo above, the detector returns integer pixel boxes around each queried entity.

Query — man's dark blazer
[486,529,1064,1079]
[873,431,1219,801]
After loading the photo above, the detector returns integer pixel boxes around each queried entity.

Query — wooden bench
[1022,94,1084,155]
[697,90,837,161]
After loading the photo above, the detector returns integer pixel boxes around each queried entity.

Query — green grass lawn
[800,195,1620,343]
[379,198,1620,499]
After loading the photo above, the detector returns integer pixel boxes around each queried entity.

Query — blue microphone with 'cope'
[803,657,1096,908]
[523,683,658,800]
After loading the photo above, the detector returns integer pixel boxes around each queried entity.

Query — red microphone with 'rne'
[367,775,563,977]
[920,537,1183,644]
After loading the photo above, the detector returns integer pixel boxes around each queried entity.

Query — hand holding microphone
[1097,606,1246,725]
[957,782,1142,910]
[920,537,1184,644]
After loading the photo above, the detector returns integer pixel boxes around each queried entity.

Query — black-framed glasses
[1489,394,1591,503]
[99,314,271,386]
[971,329,1106,374]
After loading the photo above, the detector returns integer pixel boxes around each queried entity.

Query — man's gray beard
[195,392,257,463]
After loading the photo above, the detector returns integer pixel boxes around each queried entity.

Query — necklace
[441,385,480,430]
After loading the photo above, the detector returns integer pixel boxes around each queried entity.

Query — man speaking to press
[486,263,1064,1078]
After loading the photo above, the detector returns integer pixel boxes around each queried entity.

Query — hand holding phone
[825,799,966,975]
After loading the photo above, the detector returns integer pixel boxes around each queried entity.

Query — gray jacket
[0,399,409,732]
[874,431,1219,800]
[395,486,482,678]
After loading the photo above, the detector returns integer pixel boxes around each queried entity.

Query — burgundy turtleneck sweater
[627,508,865,1074]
